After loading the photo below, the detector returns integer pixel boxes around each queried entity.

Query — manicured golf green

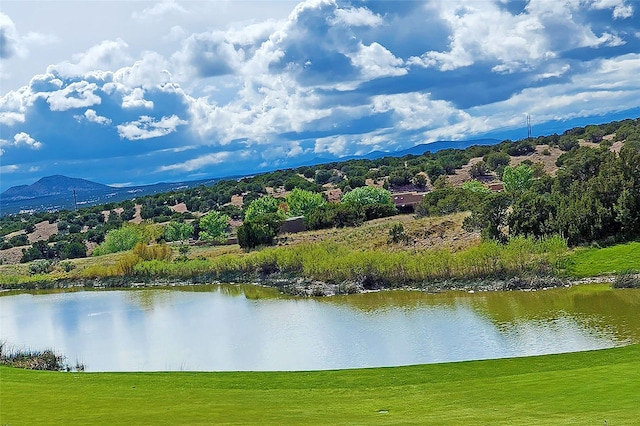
[2,345,639,425]
[566,241,640,277]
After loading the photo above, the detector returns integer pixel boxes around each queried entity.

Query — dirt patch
[610,141,624,153]
[170,202,188,213]
[0,246,26,265]
[448,157,499,187]
[28,221,59,244]
[509,144,565,176]
[229,194,244,207]
[129,204,143,224]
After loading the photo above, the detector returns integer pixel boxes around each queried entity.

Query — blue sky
[1,0,639,192]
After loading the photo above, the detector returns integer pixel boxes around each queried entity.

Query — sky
[1,0,640,192]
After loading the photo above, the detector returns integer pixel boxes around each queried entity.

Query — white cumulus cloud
[122,88,154,109]
[75,109,111,125]
[0,132,43,152]
[117,114,187,140]
[157,151,236,172]
[46,81,101,111]
[349,42,407,79]
[133,0,187,21]
[53,39,131,77]
[331,6,384,27]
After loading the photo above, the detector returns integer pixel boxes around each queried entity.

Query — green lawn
[2,345,639,425]
[565,241,640,277]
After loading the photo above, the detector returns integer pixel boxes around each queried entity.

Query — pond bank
[0,272,595,296]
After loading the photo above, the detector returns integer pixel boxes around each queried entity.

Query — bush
[469,161,489,178]
[388,223,409,244]
[59,261,76,272]
[237,213,283,249]
[132,242,173,261]
[612,270,640,288]
[9,234,28,247]
[0,342,68,371]
[305,203,366,230]
[93,223,160,256]
[29,259,54,275]
[483,152,510,171]
[363,203,397,220]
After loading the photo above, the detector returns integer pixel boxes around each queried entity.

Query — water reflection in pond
[1,284,638,372]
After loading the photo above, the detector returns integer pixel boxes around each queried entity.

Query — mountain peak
[1,175,111,200]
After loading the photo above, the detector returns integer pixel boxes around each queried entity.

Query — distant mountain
[1,175,112,200]
[0,138,500,215]
[283,138,501,169]
[0,176,221,215]
[362,138,501,160]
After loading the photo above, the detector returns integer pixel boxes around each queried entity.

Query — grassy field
[565,241,640,278]
[1,345,639,425]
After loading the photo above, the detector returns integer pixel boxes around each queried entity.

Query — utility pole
[526,114,532,141]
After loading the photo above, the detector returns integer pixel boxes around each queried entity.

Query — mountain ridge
[1,175,112,200]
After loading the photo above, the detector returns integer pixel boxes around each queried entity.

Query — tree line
[1,117,639,264]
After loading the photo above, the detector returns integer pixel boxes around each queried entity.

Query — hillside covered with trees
[1,117,639,289]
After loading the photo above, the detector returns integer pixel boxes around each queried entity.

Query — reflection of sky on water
[0,289,625,372]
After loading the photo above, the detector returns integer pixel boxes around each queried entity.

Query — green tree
[461,180,491,194]
[285,188,326,217]
[93,224,144,256]
[483,151,510,171]
[314,169,333,185]
[198,211,230,243]
[614,144,640,235]
[341,186,393,207]
[244,196,285,222]
[237,213,283,249]
[502,164,534,193]
[164,221,194,242]
[412,173,428,189]
[469,161,489,178]
[508,191,557,238]
[463,192,511,242]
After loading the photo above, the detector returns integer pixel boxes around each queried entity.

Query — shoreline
[0,272,615,297]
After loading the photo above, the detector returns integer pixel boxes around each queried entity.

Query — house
[393,192,427,212]
[488,182,504,192]
[279,216,306,234]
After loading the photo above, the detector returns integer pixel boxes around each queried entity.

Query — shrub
[237,213,283,249]
[29,259,54,275]
[388,223,409,244]
[0,342,67,371]
[132,242,173,261]
[483,151,510,170]
[59,261,76,272]
[305,203,366,230]
[469,161,489,178]
[93,225,142,256]
[612,270,640,288]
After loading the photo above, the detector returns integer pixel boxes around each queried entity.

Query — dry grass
[276,212,479,253]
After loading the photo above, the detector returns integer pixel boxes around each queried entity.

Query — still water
[1,284,639,372]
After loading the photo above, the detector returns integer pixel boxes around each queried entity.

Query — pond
[1,284,639,372]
